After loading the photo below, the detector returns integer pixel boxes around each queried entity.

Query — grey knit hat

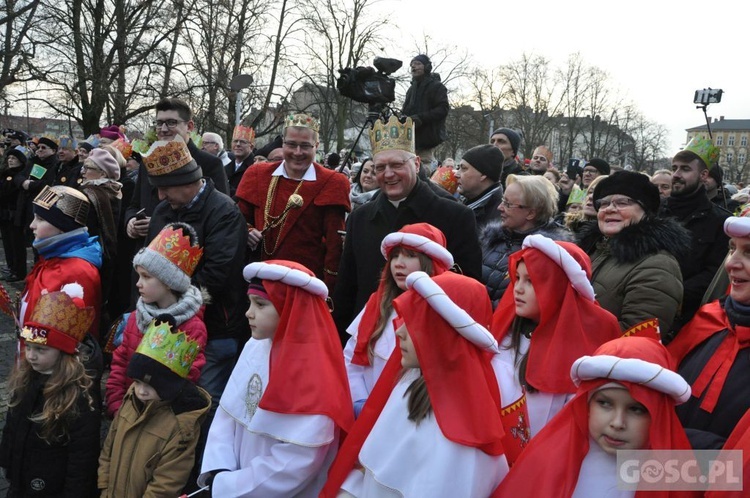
[132,222,203,293]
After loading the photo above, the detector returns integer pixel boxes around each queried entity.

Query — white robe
[343,308,397,406]
[572,439,635,498]
[200,338,339,497]
[496,334,573,437]
[340,369,509,498]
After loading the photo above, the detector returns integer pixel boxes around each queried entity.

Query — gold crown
[33,185,90,226]
[142,139,193,177]
[146,223,203,277]
[135,319,200,378]
[284,113,320,133]
[370,116,415,155]
[233,125,255,144]
[21,289,95,354]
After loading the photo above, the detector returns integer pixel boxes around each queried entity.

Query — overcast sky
[377,0,750,155]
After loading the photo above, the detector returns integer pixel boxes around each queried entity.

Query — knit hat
[32,185,90,233]
[491,128,521,156]
[585,157,610,175]
[462,144,504,183]
[132,222,203,293]
[5,146,28,167]
[411,54,432,73]
[126,314,200,401]
[708,163,724,184]
[88,148,121,180]
[37,136,58,150]
[78,142,94,153]
[592,170,660,215]
[142,136,203,187]
[21,284,95,354]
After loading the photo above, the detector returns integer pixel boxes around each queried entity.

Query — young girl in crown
[491,234,621,437]
[344,222,454,416]
[323,271,525,498]
[0,286,101,497]
[199,260,353,497]
[105,222,207,417]
[493,336,700,498]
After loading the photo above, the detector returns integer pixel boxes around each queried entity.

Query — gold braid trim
[262,176,304,256]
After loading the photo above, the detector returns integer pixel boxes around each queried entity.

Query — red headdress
[242,260,353,434]
[350,222,454,366]
[491,234,621,393]
[493,336,697,498]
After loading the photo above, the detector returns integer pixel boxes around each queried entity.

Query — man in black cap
[489,127,527,187]
[455,144,504,231]
[582,158,610,189]
[401,54,449,169]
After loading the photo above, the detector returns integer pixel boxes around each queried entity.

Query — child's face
[135,266,175,308]
[514,261,540,322]
[395,321,419,369]
[566,203,582,214]
[588,387,651,456]
[246,294,280,340]
[390,247,424,291]
[25,343,61,374]
[133,379,162,403]
[29,214,63,241]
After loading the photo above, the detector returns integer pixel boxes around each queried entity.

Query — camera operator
[401,54,449,171]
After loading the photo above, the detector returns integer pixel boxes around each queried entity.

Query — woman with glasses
[578,170,690,333]
[480,175,571,305]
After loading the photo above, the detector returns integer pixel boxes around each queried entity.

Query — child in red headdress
[199,260,353,497]
[344,222,454,416]
[491,234,621,437]
[493,336,699,498]
[0,286,101,497]
[323,271,524,498]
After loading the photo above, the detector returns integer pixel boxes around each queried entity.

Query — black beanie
[37,137,58,150]
[709,164,724,184]
[462,144,504,183]
[5,147,28,168]
[127,353,187,402]
[586,158,610,175]
[411,54,432,74]
[78,142,94,152]
[593,170,660,215]
[491,128,521,156]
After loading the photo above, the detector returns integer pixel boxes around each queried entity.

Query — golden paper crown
[21,286,95,354]
[146,223,203,277]
[135,319,200,378]
[284,113,320,133]
[233,125,255,144]
[142,139,193,177]
[33,185,90,227]
[370,116,415,155]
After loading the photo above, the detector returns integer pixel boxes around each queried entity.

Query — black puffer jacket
[401,73,449,150]
[480,219,572,303]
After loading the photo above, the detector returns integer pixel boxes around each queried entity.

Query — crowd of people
[0,57,749,496]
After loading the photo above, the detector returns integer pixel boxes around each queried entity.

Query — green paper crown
[684,137,720,169]
[135,319,200,378]
[567,185,587,205]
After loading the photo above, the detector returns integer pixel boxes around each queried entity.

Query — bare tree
[0,0,40,103]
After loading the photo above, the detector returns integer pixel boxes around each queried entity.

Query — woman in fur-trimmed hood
[577,171,691,334]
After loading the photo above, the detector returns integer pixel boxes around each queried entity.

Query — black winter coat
[0,371,100,498]
[401,73,449,151]
[333,179,482,339]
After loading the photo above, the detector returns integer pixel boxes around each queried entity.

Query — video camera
[337,57,402,106]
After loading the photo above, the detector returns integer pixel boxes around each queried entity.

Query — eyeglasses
[500,198,528,209]
[82,165,102,172]
[283,141,315,151]
[36,145,50,150]
[373,159,413,174]
[152,119,185,129]
[582,167,599,175]
[202,141,218,146]
[594,196,641,211]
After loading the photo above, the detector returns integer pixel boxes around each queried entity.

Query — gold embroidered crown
[284,113,320,133]
[233,125,255,144]
[33,185,90,226]
[135,319,200,378]
[142,139,193,177]
[370,116,415,155]
[21,285,95,354]
[146,223,203,277]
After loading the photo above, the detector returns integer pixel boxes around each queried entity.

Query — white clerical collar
[272,161,316,181]
[235,160,244,172]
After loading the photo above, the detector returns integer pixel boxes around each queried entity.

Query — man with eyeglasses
[226,125,255,198]
[21,136,59,198]
[235,112,350,292]
[54,135,83,188]
[581,158,610,189]
[201,132,232,167]
[332,116,481,343]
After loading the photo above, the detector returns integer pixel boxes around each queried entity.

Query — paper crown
[683,137,720,169]
[142,137,193,177]
[84,134,101,148]
[135,319,200,378]
[284,113,320,133]
[58,135,78,150]
[21,284,95,354]
[567,185,587,205]
[33,185,90,227]
[431,166,458,194]
[369,115,415,155]
[233,124,255,144]
[110,138,132,159]
[145,223,203,277]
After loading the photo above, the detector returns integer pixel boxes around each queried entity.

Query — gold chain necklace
[262,176,304,256]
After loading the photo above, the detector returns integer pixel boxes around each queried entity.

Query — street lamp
[230,74,254,126]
